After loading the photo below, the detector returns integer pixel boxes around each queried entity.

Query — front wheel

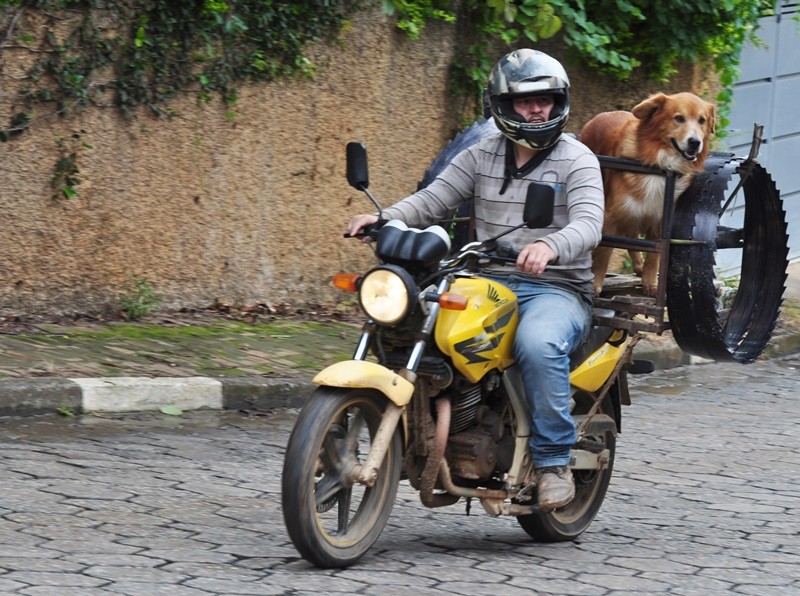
[517,390,616,542]
[281,387,402,568]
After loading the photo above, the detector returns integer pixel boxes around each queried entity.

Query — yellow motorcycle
[281,142,652,569]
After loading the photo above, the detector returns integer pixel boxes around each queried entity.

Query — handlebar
[344,218,521,276]
[435,240,520,273]
[343,218,388,239]
[494,241,520,261]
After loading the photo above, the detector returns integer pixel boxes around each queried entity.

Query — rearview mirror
[346,142,369,190]
[523,182,554,229]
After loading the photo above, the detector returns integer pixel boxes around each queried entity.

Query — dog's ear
[706,102,717,136]
[632,93,668,122]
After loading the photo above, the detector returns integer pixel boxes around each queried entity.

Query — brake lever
[473,242,519,268]
[495,241,519,259]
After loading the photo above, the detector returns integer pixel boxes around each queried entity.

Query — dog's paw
[642,281,659,297]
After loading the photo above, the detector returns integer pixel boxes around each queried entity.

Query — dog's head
[632,92,716,171]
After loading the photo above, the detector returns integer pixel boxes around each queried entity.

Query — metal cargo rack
[590,155,678,335]
[592,124,789,363]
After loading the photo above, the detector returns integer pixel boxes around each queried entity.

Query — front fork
[334,276,453,487]
[356,402,404,486]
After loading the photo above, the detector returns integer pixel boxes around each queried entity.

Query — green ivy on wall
[0,0,785,140]
[0,0,363,139]
[385,0,780,128]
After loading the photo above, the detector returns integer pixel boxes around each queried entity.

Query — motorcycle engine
[445,375,514,480]
[449,382,482,435]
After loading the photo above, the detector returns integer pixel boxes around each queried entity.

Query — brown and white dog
[579,92,716,296]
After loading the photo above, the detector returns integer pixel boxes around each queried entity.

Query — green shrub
[118,277,162,320]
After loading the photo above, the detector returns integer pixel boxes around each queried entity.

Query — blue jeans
[490,274,592,468]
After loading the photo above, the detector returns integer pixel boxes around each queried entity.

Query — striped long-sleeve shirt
[381,133,605,302]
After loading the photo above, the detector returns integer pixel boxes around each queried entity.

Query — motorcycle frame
[317,269,630,508]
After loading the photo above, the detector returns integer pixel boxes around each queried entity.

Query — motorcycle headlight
[358,265,417,325]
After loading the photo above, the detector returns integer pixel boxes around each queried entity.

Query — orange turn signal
[438,292,468,310]
[332,273,360,292]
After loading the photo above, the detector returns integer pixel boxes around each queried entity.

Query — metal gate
[722,0,800,273]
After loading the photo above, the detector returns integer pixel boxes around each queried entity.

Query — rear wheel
[281,387,402,568]
[517,390,616,542]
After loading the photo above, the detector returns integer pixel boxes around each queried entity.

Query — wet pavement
[0,354,798,594]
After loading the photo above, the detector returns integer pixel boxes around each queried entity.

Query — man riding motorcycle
[347,48,605,509]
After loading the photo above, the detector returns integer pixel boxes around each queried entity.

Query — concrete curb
[0,336,797,418]
[0,376,315,417]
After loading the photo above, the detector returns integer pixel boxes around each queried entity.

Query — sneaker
[536,466,575,510]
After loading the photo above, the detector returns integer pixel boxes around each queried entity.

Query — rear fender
[313,360,415,407]
[570,334,632,393]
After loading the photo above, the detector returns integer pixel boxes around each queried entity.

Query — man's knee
[514,336,568,364]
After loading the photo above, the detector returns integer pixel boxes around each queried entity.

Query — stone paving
[0,354,798,594]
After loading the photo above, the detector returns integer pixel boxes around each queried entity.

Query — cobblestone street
[1,355,799,594]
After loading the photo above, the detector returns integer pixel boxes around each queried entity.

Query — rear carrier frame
[593,124,789,363]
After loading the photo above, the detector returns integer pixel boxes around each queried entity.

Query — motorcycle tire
[281,387,402,568]
[516,388,617,542]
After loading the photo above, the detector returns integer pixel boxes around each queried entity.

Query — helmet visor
[508,78,566,95]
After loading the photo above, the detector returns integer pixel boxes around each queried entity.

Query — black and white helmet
[485,49,570,150]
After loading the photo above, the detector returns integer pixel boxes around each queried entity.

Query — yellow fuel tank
[434,276,519,383]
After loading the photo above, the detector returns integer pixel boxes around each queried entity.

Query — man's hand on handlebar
[516,242,555,276]
[346,213,380,242]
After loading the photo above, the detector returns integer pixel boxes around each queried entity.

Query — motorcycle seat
[568,308,617,370]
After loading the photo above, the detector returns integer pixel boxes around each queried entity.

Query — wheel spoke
[315,473,345,509]
[315,423,350,511]
[344,409,366,455]
[319,425,346,471]
[337,488,353,533]
[312,406,377,531]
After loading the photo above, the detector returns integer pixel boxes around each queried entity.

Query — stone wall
[0,7,713,316]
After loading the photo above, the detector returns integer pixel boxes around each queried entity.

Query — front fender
[313,360,415,407]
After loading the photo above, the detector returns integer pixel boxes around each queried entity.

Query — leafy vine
[51,130,83,200]
[0,1,786,140]
[0,0,362,138]
[385,0,781,127]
